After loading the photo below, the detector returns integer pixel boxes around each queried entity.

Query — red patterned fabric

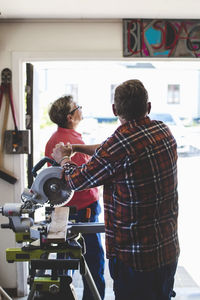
[64,117,180,271]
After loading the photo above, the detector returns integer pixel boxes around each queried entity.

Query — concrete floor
[13,264,200,300]
[13,288,200,300]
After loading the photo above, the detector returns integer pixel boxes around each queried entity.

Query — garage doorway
[24,60,200,298]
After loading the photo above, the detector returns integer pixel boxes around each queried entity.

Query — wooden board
[46,207,69,243]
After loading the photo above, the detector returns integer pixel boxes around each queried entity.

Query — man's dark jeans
[109,257,177,300]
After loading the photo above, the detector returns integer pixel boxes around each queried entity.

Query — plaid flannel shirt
[64,116,180,271]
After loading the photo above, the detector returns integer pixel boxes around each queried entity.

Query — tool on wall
[0,68,30,184]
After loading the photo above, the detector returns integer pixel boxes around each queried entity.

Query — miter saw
[0,156,75,235]
[0,157,104,300]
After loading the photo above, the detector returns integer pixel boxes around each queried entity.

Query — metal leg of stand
[27,285,35,300]
[0,286,12,300]
[81,257,101,300]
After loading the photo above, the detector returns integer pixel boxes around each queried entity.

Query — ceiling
[0,0,200,20]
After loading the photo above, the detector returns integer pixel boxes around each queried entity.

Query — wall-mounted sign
[123,19,200,57]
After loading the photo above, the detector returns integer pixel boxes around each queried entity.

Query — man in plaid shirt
[52,79,179,300]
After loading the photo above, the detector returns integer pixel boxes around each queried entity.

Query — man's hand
[52,142,71,164]
[64,142,73,157]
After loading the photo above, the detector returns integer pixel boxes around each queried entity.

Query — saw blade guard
[30,166,74,207]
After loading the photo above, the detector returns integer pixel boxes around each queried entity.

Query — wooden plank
[46,207,69,243]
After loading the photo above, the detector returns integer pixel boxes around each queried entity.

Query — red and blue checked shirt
[64,116,180,271]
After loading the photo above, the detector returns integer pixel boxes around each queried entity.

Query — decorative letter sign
[123,19,200,57]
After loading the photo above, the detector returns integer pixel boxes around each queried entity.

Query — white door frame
[12,51,196,296]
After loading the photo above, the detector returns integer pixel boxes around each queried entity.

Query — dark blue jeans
[109,258,177,300]
[71,201,105,300]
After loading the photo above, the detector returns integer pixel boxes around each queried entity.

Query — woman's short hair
[48,95,73,128]
[114,79,148,121]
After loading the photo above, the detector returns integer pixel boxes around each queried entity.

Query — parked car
[149,112,191,155]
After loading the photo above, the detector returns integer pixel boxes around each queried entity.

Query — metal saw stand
[26,254,101,300]
[5,222,104,300]
[27,259,78,300]
[1,201,104,300]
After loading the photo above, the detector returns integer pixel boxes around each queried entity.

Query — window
[167,84,180,104]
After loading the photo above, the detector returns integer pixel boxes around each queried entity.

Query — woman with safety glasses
[45,95,105,300]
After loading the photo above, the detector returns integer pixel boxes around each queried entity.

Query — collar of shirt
[57,126,82,139]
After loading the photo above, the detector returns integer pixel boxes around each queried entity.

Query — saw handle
[32,157,60,177]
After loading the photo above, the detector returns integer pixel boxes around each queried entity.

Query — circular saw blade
[31,166,74,207]
[43,177,73,207]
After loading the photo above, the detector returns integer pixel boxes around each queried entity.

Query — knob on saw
[30,166,74,207]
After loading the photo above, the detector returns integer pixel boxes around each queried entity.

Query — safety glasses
[69,105,82,115]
